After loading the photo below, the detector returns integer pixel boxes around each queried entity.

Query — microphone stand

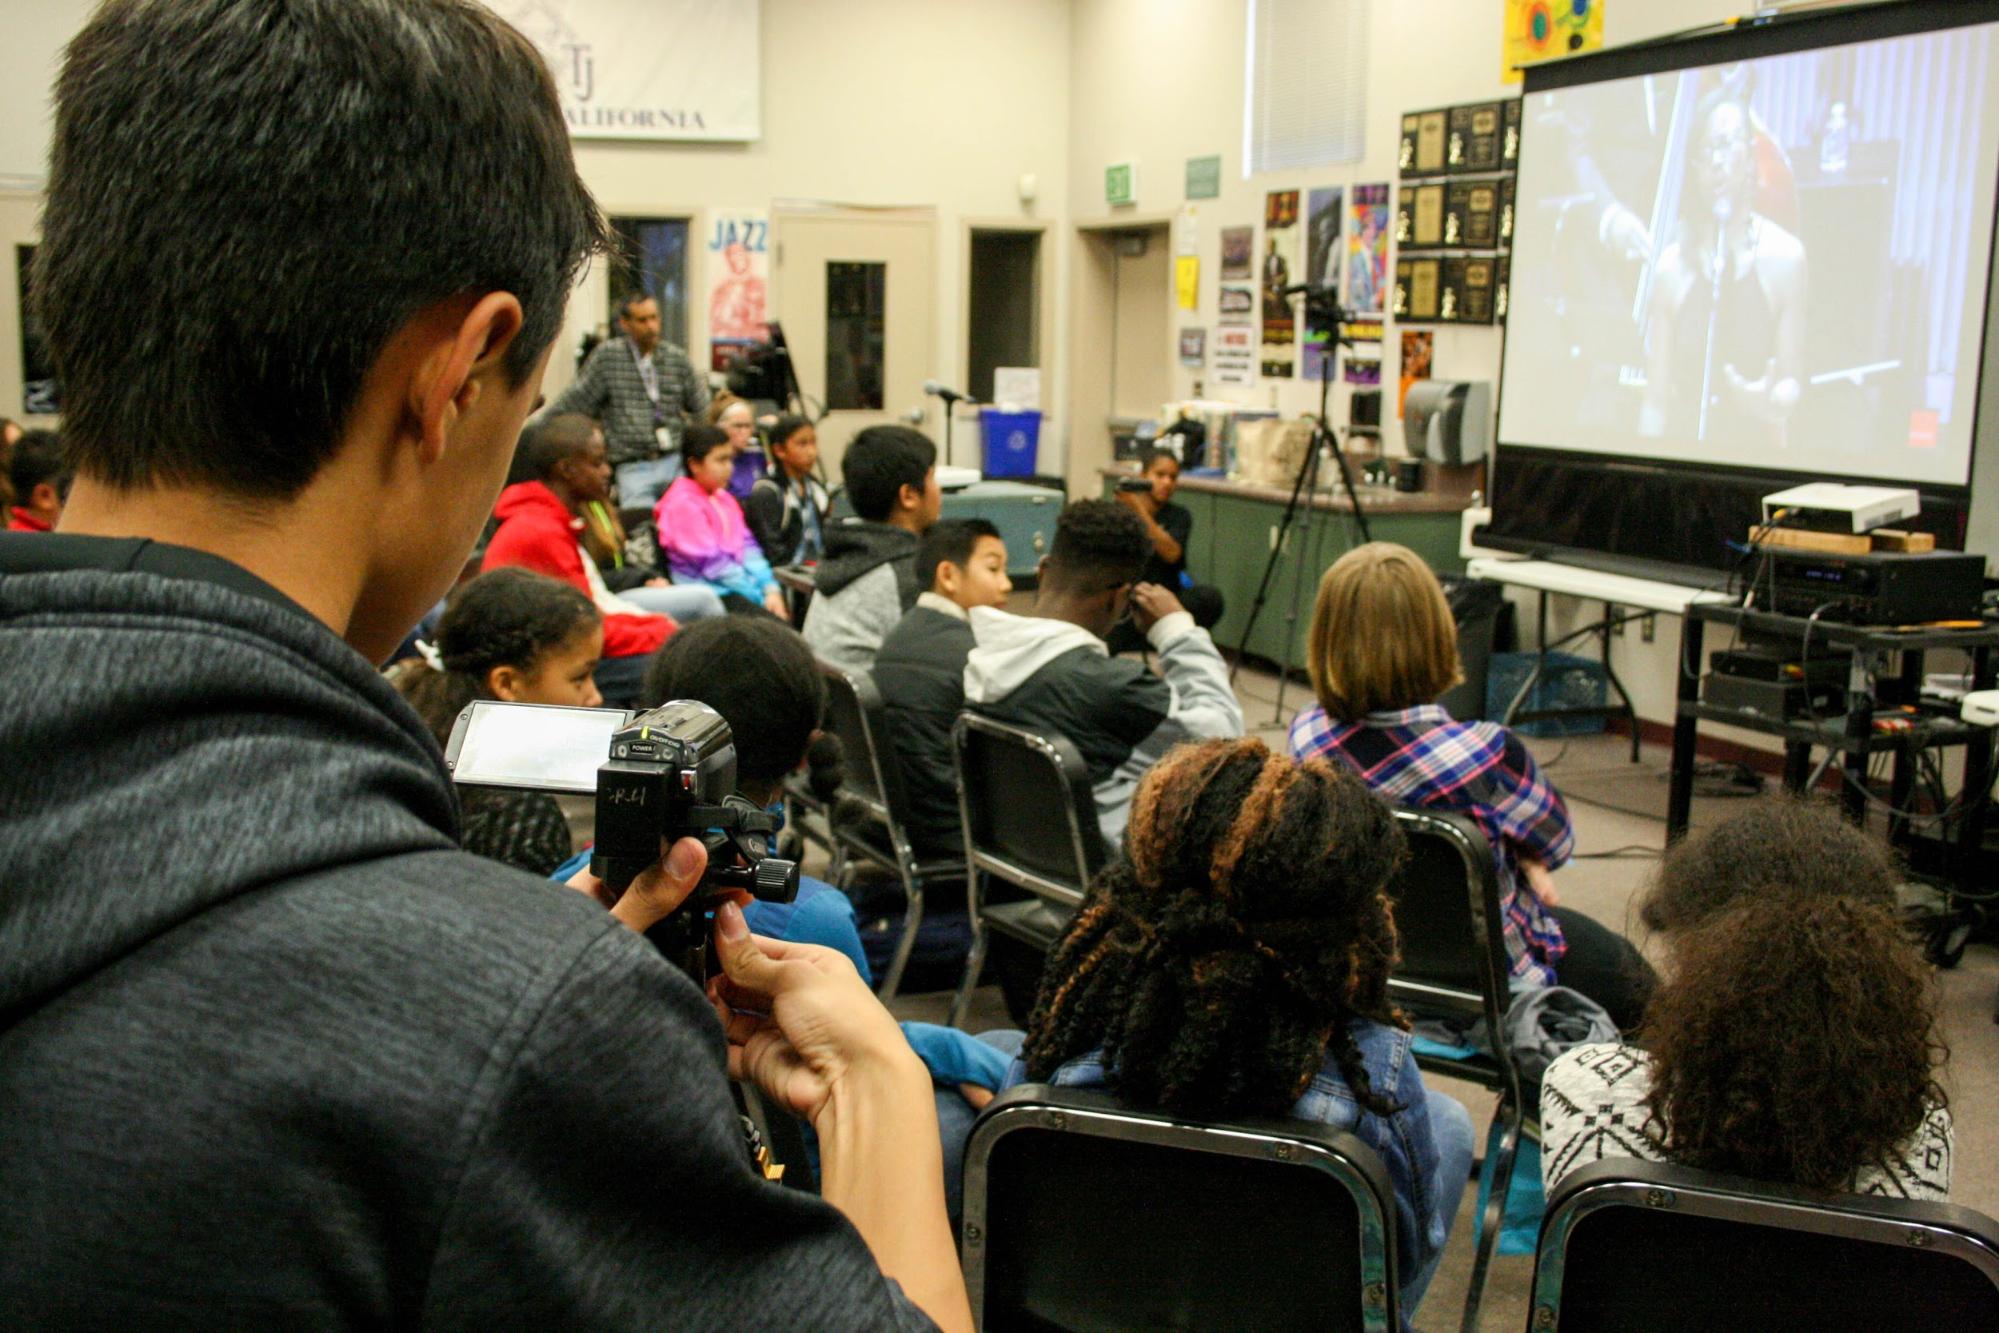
[1230,289,1375,726]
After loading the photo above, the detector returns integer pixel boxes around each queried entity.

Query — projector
[1760,483,1920,535]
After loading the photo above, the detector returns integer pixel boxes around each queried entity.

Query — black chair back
[1532,1159,1999,1331]
[964,1084,1399,1332]
[954,712,1105,905]
[819,663,904,823]
[1382,808,1511,1065]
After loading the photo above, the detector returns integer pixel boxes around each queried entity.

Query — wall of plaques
[1392,98,1516,327]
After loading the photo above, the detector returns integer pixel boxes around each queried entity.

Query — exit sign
[1105,161,1136,207]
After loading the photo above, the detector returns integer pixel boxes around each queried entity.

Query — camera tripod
[1229,288,1375,725]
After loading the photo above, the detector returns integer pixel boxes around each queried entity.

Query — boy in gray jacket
[964,500,1244,850]
[803,425,941,672]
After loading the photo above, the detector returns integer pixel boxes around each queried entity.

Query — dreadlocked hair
[1023,737,1409,1119]
[390,567,598,748]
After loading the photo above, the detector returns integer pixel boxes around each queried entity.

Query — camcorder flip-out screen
[444,700,633,794]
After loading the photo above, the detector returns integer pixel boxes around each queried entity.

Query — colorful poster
[1175,255,1200,311]
[1504,0,1604,84]
[1220,226,1254,279]
[1301,186,1343,382]
[1218,283,1256,322]
[1399,330,1434,419]
[1214,324,1256,387]
[1259,190,1301,378]
[1343,355,1381,387]
[1344,184,1391,318]
[1179,327,1207,367]
[705,210,769,371]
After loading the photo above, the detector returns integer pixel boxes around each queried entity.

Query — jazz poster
[1259,190,1302,378]
[1301,186,1343,382]
[1344,184,1390,319]
[705,210,770,373]
[1220,226,1254,280]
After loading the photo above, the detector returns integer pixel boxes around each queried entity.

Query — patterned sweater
[1540,1042,1953,1200]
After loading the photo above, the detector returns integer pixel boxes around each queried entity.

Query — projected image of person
[1638,81,1807,450]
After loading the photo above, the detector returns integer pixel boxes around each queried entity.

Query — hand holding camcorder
[446,698,800,980]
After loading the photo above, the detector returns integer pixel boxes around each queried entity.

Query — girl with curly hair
[1540,799,1952,1199]
[1007,737,1475,1322]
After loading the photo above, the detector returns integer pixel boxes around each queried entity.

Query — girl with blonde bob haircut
[1289,542,1655,1031]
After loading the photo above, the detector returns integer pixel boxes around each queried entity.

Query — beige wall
[1065,0,1761,739]
[0,0,1075,454]
[550,0,1074,463]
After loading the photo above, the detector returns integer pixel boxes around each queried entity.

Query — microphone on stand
[923,379,972,406]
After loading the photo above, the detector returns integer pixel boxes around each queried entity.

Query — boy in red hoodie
[484,420,706,704]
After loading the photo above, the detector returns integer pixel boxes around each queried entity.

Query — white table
[1466,557,1736,759]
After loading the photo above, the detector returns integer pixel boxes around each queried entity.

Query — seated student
[1003,738,1475,1324]
[7,430,70,532]
[873,519,1012,859]
[655,425,788,619]
[964,499,1243,850]
[1289,542,1656,1032]
[391,568,599,876]
[1,0,966,1323]
[483,420,715,706]
[707,391,765,502]
[638,615,1015,1217]
[803,425,941,672]
[1107,445,1224,654]
[744,414,829,567]
[1541,799,1952,1200]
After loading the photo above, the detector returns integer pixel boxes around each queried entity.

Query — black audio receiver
[1752,549,1985,624]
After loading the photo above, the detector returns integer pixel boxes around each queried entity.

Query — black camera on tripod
[444,698,800,978]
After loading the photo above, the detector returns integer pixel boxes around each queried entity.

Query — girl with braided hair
[1007,737,1475,1322]
[389,568,603,876]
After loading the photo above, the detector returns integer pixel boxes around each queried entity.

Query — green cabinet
[1100,473,1467,671]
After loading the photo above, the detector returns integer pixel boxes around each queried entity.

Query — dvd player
[1753,549,1984,624]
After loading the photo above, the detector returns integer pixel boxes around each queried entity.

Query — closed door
[774,210,936,479]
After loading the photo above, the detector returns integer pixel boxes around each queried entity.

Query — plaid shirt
[1289,702,1572,985]
[547,335,710,464]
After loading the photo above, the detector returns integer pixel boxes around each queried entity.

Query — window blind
[1244,0,1370,176]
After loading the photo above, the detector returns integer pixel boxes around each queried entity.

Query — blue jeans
[614,454,682,509]
[618,583,726,623]
[936,1030,1027,1228]
[1407,1086,1476,1317]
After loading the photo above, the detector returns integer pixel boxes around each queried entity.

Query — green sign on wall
[1105,161,1135,207]
[1185,155,1221,200]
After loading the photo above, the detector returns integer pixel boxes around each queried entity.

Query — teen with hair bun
[1005,737,1474,1324]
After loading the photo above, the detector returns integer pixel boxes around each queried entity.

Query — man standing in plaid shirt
[548,292,708,507]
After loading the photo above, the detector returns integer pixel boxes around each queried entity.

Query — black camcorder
[1115,476,1154,493]
[444,698,800,978]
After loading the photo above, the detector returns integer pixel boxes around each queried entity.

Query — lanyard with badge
[630,340,674,453]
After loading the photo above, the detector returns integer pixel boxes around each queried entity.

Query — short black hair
[616,291,657,321]
[917,518,1003,590]
[516,416,598,484]
[1044,499,1148,592]
[769,414,813,449]
[8,430,69,501]
[843,426,935,521]
[682,424,733,466]
[639,617,824,785]
[35,0,609,500]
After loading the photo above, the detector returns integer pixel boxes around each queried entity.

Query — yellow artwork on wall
[1504,0,1604,84]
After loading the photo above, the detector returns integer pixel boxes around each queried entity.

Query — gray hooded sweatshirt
[962,605,1243,850]
[0,533,928,1329]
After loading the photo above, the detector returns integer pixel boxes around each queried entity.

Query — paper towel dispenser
[1402,379,1491,466]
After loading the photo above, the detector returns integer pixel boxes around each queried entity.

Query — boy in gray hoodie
[802,425,941,672]
[964,500,1244,850]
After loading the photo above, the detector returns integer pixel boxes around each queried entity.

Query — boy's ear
[896,481,920,513]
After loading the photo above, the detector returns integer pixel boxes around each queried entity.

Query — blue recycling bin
[979,408,1041,478]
